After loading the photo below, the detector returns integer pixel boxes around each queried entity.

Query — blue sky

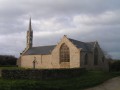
[0,0,120,59]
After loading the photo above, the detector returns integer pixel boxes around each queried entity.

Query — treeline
[0,55,17,66]
[109,59,120,72]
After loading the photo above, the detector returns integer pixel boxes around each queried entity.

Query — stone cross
[33,57,37,69]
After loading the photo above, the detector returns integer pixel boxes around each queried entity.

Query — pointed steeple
[26,17,33,49]
[28,17,32,31]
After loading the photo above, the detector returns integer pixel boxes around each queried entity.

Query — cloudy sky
[0,0,120,59]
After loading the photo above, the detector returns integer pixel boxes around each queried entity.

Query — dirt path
[84,76,120,90]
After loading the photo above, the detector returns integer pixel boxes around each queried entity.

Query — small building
[17,18,108,70]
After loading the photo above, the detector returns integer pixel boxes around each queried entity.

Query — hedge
[1,68,86,80]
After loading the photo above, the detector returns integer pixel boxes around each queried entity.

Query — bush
[0,55,17,65]
[1,68,86,80]
[109,60,120,71]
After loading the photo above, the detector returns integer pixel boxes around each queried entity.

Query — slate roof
[68,38,95,52]
[24,38,96,55]
[24,45,56,55]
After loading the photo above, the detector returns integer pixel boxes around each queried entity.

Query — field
[0,70,120,90]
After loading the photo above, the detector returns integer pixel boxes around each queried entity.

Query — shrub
[0,55,17,65]
[109,60,120,71]
[1,68,86,80]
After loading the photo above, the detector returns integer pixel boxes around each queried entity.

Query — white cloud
[73,11,120,25]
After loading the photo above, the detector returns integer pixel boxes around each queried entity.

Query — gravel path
[84,76,120,90]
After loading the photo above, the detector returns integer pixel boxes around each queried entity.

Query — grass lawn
[0,66,21,70]
[0,71,120,90]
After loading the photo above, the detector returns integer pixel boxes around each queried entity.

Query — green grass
[0,71,120,90]
[0,66,23,70]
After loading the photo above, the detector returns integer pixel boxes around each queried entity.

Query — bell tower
[26,17,33,49]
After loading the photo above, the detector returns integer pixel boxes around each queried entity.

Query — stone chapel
[17,18,109,70]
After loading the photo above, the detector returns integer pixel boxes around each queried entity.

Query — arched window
[60,43,70,63]
[102,56,105,63]
[94,48,98,65]
[84,53,88,65]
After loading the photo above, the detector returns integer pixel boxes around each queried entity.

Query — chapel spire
[26,17,33,49]
[28,17,32,31]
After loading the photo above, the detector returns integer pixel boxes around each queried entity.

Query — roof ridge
[69,38,96,43]
[85,41,96,43]
[32,45,56,48]
[68,38,84,43]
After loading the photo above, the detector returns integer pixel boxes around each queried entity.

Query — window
[60,43,70,63]
[94,48,98,65]
[84,53,88,65]
[102,56,105,63]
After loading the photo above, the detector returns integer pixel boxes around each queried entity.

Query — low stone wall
[1,68,86,80]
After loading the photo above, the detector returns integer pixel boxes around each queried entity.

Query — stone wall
[21,55,53,69]
[20,36,81,69]
[1,68,86,80]
[80,42,109,71]
[52,36,80,68]
[19,36,109,70]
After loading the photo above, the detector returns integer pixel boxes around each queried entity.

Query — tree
[0,55,17,65]
[109,60,120,71]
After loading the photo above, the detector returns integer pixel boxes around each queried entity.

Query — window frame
[94,47,98,65]
[60,43,70,63]
[84,53,88,65]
